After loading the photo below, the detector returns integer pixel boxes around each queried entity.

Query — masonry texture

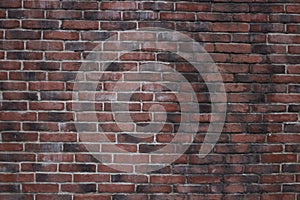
[1,0,300,199]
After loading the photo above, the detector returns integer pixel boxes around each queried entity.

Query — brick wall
[1,0,300,199]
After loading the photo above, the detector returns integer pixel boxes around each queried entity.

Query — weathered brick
[62,21,98,30]
[22,20,59,29]
[0,1,300,197]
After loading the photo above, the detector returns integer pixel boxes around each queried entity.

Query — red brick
[22,184,59,193]
[231,134,265,143]
[24,1,59,9]
[0,112,36,121]
[0,1,21,8]
[270,14,300,23]
[38,154,73,162]
[0,185,20,193]
[123,11,158,20]
[209,165,243,174]
[62,1,98,10]
[25,143,62,153]
[289,46,300,54]
[176,3,210,12]
[267,94,300,103]
[62,21,98,30]
[285,124,300,133]
[231,54,264,63]
[40,133,77,142]
[251,65,285,73]
[213,23,249,32]
[36,195,71,200]
[188,175,222,183]
[0,61,21,70]
[269,35,300,44]
[111,174,148,183]
[261,154,297,163]
[287,66,300,74]
[160,12,195,21]
[0,143,23,151]
[101,2,137,10]
[250,4,284,13]
[114,154,149,163]
[212,3,249,12]
[150,175,185,184]
[0,72,8,80]
[264,114,298,122]
[85,11,122,20]
[198,13,231,22]
[224,175,258,183]
[189,195,222,200]
[101,21,136,30]
[175,185,209,194]
[139,2,173,11]
[7,52,42,60]
[30,102,64,110]
[61,184,96,193]
[74,174,110,182]
[155,93,177,102]
[286,5,300,13]
[23,122,59,132]
[252,105,286,113]
[232,13,267,22]
[22,20,58,29]
[0,10,5,18]
[44,31,79,40]
[81,32,112,41]
[98,184,134,192]
[98,164,133,173]
[36,174,72,183]
[226,114,262,123]
[176,22,211,32]
[23,62,60,70]
[0,41,24,50]
[0,154,35,162]
[261,175,294,183]
[46,10,82,19]
[60,164,96,172]
[223,123,245,133]
[0,82,26,90]
[2,132,38,142]
[124,72,159,81]
[251,23,284,33]
[8,10,43,18]
[38,112,73,122]
[268,134,300,143]
[215,43,251,53]
[136,185,171,193]
[74,194,110,200]
[245,164,280,174]
[224,184,245,193]
[287,25,300,34]
[10,72,45,81]
[29,82,64,90]
[0,122,21,131]
[46,52,80,60]
[262,194,295,200]
[0,195,33,200]
[139,21,175,29]
[26,41,63,51]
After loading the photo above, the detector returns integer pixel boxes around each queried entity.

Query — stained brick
[0,1,300,198]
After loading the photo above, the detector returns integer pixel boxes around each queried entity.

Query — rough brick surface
[0,0,300,199]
